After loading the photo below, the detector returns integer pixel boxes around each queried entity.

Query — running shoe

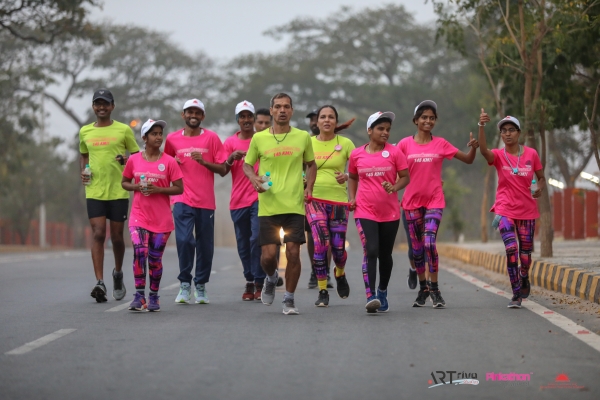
[308,271,318,289]
[377,288,389,312]
[194,285,209,304]
[242,282,255,301]
[520,276,531,298]
[412,288,430,307]
[282,298,299,315]
[128,292,147,311]
[315,289,329,307]
[508,294,522,308]
[407,269,417,290]
[262,279,276,305]
[335,270,350,299]
[276,276,284,287]
[254,284,263,301]
[175,282,191,304]
[430,290,446,308]
[90,280,107,303]
[327,274,334,289]
[365,295,380,313]
[147,294,160,312]
[112,269,126,300]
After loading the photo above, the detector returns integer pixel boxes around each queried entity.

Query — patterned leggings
[129,227,171,294]
[404,208,443,275]
[305,201,349,282]
[498,217,535,295]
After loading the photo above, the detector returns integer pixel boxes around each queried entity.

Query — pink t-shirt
[490,146,542,220]
[348,142,408,222]
[164,128,227,210]
[123,152,183,233]
[398,136,458,210]
[223,131,258,210]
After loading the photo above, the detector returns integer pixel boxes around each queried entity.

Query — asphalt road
[0,247,598,399]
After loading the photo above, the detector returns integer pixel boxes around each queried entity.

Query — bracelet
[478,122,486,127]
[225,159,233,166]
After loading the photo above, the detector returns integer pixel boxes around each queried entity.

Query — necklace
[143,150,162,162]
[503,145,521,175]
[365,143,384,154]
[271,126,291,144]
[317,135,341,170]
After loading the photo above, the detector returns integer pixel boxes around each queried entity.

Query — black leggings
[355,218,400,299]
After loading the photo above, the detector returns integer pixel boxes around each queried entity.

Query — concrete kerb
[436,244,600,305]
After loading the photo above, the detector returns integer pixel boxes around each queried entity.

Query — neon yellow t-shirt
[245,127,314,217]
[79,120,140,200]
[311,135,355,203]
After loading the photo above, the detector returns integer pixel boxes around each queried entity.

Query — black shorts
[304,216,311,232]
[86,199,129,222]
[259,214,306,246]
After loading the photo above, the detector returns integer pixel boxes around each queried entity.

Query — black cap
[306,109,318,118]
[93,88,114,103]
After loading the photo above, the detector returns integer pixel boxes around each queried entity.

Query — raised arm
[477,108,494,164]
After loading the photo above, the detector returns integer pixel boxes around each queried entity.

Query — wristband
[225,159,233,166]
[478,122,486,127]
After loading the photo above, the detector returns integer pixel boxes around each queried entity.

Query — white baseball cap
[235,100,255,115]
[413,100,438,115]
[140,119,167,138]
[183,98,205,112]
[367,111,395,129]
[497,116,521,130]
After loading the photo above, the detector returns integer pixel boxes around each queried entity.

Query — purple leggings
[498,217,535,295]
[305,201,349,281]
[129,227,171,294]
[404,208,443,275]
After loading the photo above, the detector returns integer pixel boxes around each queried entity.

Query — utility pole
[39,94,47,249]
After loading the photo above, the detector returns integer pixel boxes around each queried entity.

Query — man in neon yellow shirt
[79,89,139,303]
[243,93,317,315]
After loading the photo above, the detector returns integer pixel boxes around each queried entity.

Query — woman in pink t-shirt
[348,111,410,313]
[478,110,546,309]
[121,119,183,312]
[398,100,478,309]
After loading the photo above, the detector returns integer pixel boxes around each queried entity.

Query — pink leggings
[129,227,171,294]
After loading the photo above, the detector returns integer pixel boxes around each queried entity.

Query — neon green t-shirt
[79,120,140,200]
[245,127,315,217]
[311,135,355,203]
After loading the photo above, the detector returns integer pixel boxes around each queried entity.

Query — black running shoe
[412,288,430,307]
[308,271,318,289]
[326,274,334,289]
[520,276,530,298]
[91,280,107,303]
[335,273,350,299]
[315,289,329,307]
[276,276,284,287]
[430,290,446,308]
[112,269,126,301]
[407,269,417,290]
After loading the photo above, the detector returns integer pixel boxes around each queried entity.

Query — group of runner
[79,88,546,314]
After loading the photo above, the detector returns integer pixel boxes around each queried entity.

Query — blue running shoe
[128,292,147,311]
[365,295,380,313]
[377,288,389,312]
[147,294,160,312]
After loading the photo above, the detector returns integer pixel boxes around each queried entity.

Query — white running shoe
[175,282,191,304]
[195,285,209,304]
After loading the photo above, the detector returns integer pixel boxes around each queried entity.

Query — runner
[305,109,333,289]
[254,108,271,132]
[243,93,316,315]
[348,111,410,313]
[223,101,267,301]
[121,119,183,311]
[399,100,478,309]
[306,105,355,307]
[164,99,227,305]
[79,88,139,303]
[477,109,545,308]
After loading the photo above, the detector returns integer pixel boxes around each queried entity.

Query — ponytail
[334,118,355,133]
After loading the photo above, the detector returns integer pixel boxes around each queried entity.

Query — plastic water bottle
[260,172,272,191]
[140,174,148,194]
[530,179,538,197]
[82,164,92,186]
[492,214,502,229]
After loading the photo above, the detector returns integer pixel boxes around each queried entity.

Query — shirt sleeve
[122,156,134,179]
[532,148,543,171]
[164,135,175,157]
[169,157,184,182]
[303,132,315,162]
[348,150,358,174]
[443,138,459,160]
[79,129,88,154]
[245,136,258,166]
[395,147,408,171]
[124,126,140,153]
[490,149,501,167]
[211,134,227,164]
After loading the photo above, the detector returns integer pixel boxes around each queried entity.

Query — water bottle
[140,174,148,195]
[82,164,92,186]
[530,179,538,197]
[492,214,502,229]
[260,172,272,191]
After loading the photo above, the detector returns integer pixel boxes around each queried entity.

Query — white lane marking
[211,270,216,274]
[105,283,180,312]
[221,265,234,271]
[0,251,87,265]
[5,329,77,355]
[445,266,600,354]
